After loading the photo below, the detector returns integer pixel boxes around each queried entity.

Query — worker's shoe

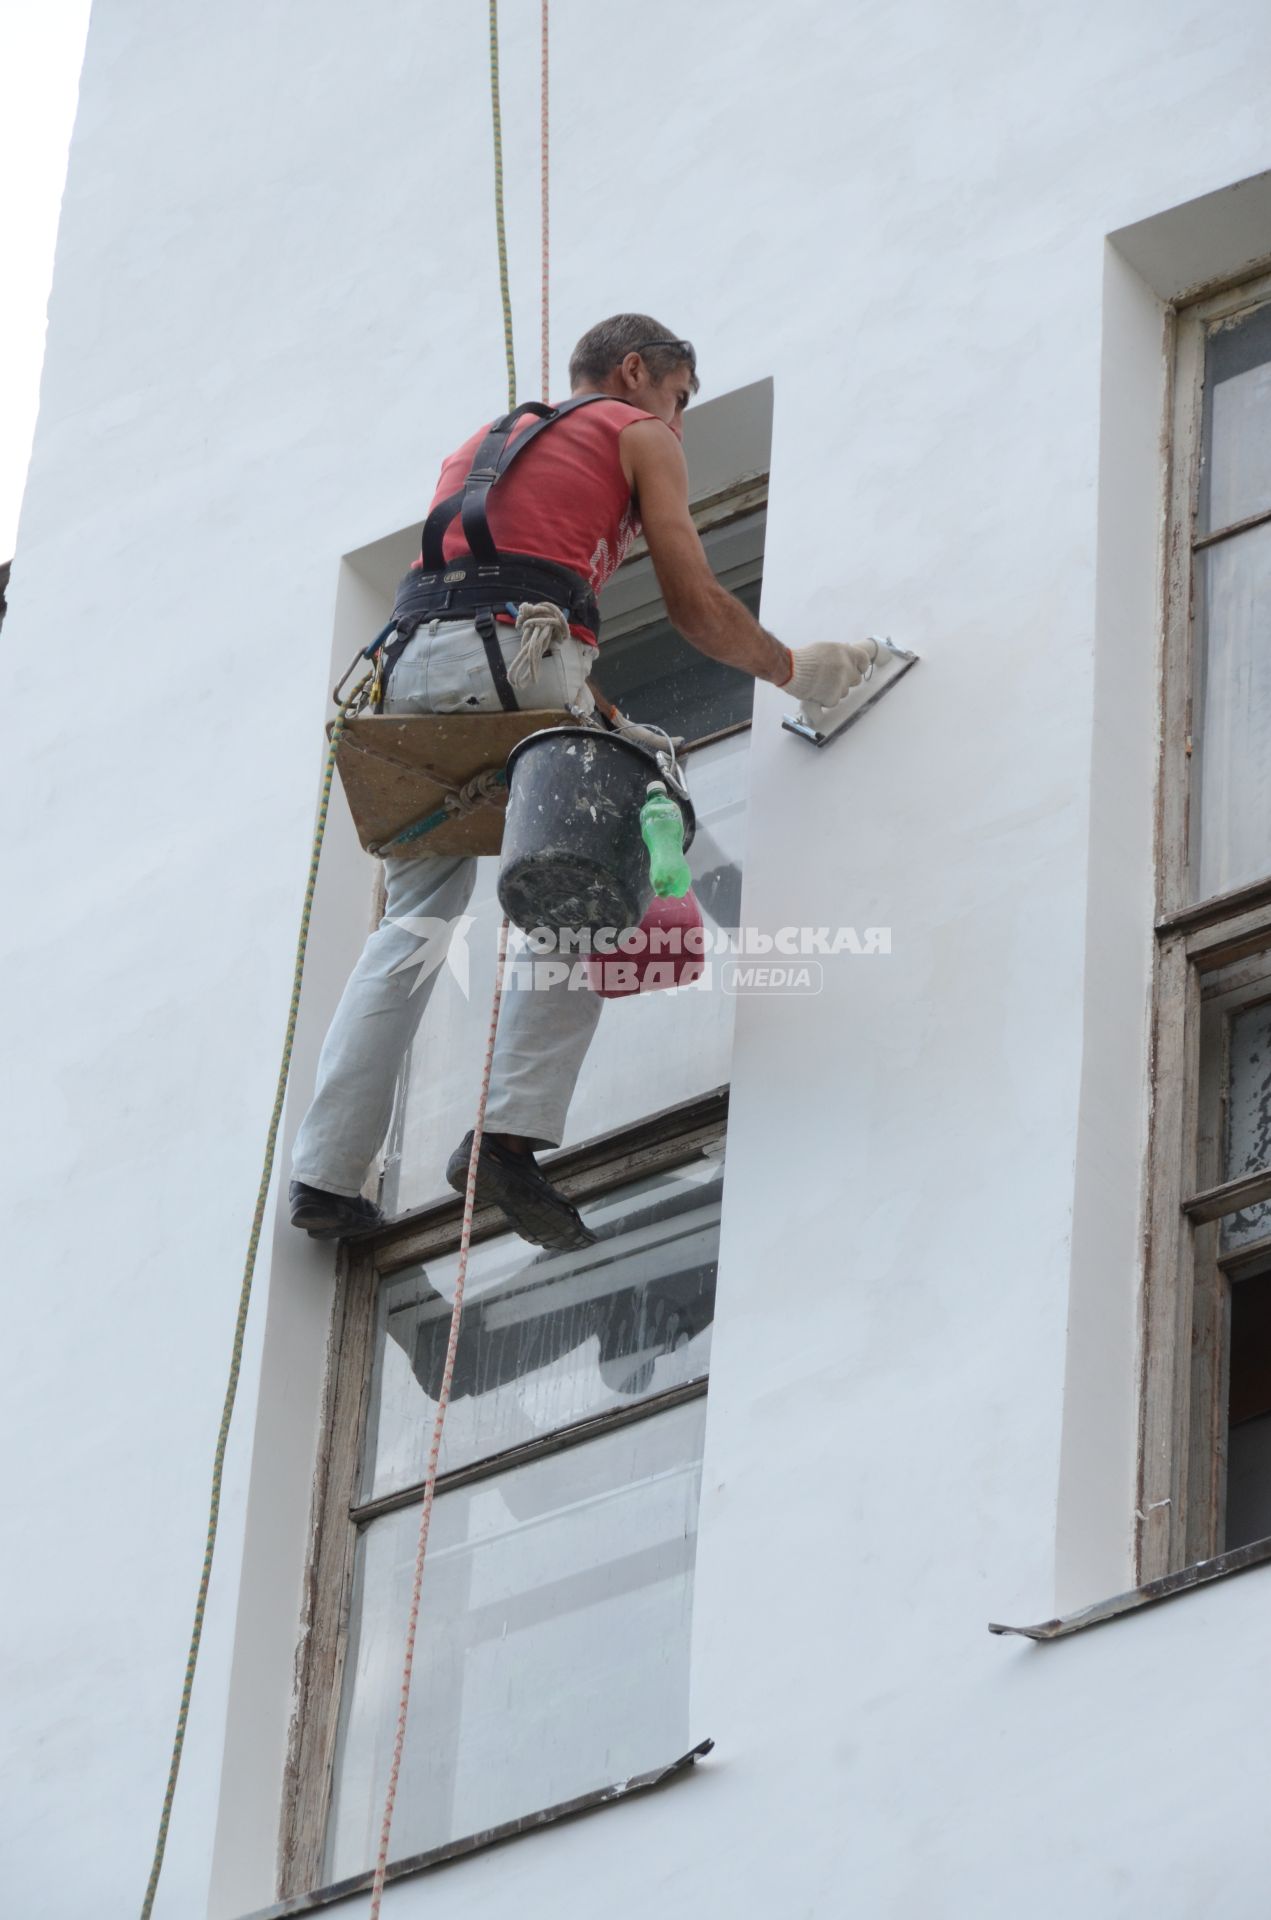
[445,1132,597,1252]
[289,1179,385,1241]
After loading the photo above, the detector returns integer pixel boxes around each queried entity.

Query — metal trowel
[781,636,919,747]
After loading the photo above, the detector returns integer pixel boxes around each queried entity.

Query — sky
[0,0,92,559]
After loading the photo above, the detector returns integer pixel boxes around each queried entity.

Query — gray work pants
[291,619,604,1198]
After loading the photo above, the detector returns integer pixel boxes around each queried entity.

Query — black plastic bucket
[498,726,696,936]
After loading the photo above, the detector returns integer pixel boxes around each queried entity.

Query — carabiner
[333,646,367,707]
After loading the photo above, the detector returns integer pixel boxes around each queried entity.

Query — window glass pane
[383,728,748,1214]
[1226,1416,1271,1551]
[596,510,762,742]
[595,597,756,740]
[326,1397,705,1879]
[1192,522,1271,900]
[1221,998,1271,1252]
[363,1156,721,1502]
[1226,1267,1271,1549]
[1200,301,1271,535]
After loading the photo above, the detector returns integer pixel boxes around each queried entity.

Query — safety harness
[383,393,615,710]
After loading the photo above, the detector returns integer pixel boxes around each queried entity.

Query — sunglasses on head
[628,337,696,368]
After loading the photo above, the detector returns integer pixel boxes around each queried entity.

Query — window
[281,1097,725,1896]
[1139,271,1271,1581]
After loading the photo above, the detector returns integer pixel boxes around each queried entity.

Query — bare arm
[621,420,793,685]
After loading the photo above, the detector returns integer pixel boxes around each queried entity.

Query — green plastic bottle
[640,781,692,898]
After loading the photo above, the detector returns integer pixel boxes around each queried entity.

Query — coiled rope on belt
[138,677,371,1920]
[366,918,512,1919]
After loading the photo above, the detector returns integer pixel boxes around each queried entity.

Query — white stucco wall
[4,2,1271,1915]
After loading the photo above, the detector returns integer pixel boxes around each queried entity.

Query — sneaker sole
[295,1221,384,1242]
[290,1206,385,1242]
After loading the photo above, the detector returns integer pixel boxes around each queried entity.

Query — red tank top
[421,398,664,645]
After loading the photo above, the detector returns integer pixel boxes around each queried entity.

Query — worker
[289,313,875,1250]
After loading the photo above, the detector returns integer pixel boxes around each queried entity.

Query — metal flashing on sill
[240,1742,713,1920]
[988,1535,1271,1642]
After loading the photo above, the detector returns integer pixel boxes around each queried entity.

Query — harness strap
[421,392,615,570]
[475,607,519,710]
[373,626,415,708]
[373,609,521,715]
[459,401,553,563]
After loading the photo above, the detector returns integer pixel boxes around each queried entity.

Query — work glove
[586,678,685,753]
[784,639,879,709]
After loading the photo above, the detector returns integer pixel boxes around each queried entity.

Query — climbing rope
[138,679,371,1920]
[366,917,512,1918]
[489,0,517,411]
[540,0,550,399]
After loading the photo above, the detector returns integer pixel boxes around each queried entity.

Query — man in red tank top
[424,394,646,644]
[291,315,875,1248]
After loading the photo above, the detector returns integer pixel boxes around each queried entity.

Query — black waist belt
[391,554,600,641]
[385,554,599,714]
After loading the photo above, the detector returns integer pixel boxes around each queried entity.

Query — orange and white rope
[370,17,550,1904]
[540,0,550,400]
[366,915,511,1917]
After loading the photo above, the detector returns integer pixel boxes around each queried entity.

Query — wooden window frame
[1138,267,1271,1583]
[278,1087,728,1900]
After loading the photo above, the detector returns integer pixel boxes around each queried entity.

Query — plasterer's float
[782,636,919,746]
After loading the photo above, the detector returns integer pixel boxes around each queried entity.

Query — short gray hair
[569,314,699,392]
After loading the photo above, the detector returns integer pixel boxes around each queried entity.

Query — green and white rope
[489,0,517,411]
[138,690,365,1919]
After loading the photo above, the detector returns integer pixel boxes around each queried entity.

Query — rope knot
[443,768,509,819]
[508,600,571,690]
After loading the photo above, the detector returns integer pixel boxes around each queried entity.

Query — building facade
[4,1,1271,1914]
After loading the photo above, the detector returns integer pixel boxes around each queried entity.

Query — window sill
[249,1742,712,1920]
[988,1535,1271,1642]
[680,716,752,756]
[370,1086,729,1273]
